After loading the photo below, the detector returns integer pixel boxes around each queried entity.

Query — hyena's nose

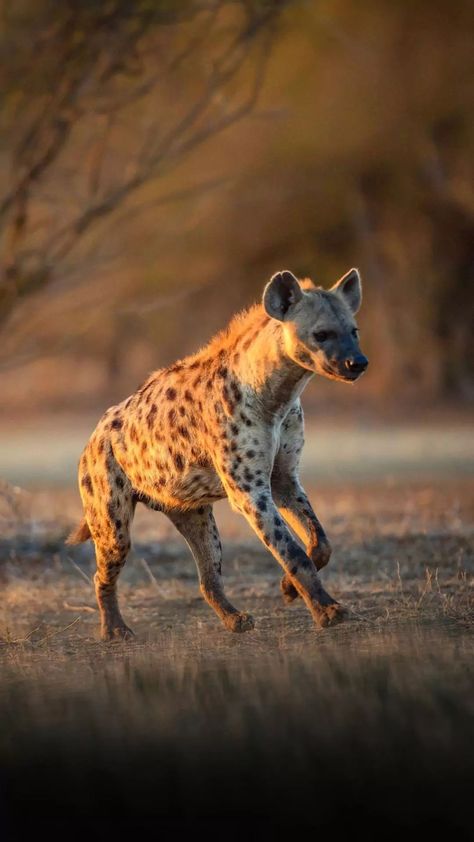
[345,354,368,373]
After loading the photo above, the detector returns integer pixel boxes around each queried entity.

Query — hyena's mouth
[322,364,364,383]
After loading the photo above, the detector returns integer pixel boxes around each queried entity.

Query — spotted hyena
[67,268,368,640]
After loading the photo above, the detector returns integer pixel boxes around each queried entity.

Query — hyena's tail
[65,518,91,545]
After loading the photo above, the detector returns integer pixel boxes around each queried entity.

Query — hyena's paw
[280,574,299,604]
[224,612,255,634]
[101,622,135,642]
[313,602,347,629]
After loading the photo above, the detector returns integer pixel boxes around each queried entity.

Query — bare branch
[0,0,290,333]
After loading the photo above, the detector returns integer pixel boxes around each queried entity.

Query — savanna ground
[0,417,473,839]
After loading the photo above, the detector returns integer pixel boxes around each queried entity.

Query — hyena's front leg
[224,480,344,629]
[167,506,255,633]
[272,478,331,604]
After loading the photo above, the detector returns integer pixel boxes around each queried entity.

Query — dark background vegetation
[1,0,473,413]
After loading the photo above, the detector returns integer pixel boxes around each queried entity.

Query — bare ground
[0,423,473,837]
[1,473,473,648]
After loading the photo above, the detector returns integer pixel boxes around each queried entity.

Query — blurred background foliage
[0,0,473,413]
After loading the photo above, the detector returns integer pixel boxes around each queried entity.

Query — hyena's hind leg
[168,506,255,633]
[78,445,135,641]
[94,537,135,641]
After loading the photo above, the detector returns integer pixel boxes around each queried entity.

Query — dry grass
[0,461,473,836]
[1,474,472,650]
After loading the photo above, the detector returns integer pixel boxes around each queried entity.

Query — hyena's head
[263,268,368,382]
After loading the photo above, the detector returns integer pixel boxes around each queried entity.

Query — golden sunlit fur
[69,269,366,640]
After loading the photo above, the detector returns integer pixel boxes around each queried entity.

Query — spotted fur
[68,268,368,640]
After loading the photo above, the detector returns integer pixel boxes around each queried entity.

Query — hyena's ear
[263,271,302,321]
[330,268,362,314]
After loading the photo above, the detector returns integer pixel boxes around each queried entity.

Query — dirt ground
[1,475,473,645]
[0,420,473,837]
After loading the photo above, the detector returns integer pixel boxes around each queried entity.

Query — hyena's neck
[232,308,313,417]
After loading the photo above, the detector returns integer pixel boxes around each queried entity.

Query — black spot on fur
[222,386,235,415]
[230,381,242,403]
[297,351,312,366]
[230,424,239,436]
[111,418,123,430]
[274,529,283,542]
[166,387,177,400]
[257,495,267,512]
[147,404,157,429]
[184,390,193,402]
[178,425,190,440]
[168,409,177,425]
[246,450,255,459]
[116,476,124,490]
[81,474,93,494]
[174,453,184,471]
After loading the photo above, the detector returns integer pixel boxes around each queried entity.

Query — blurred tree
[0,0,289,331]
[0,0,472,409]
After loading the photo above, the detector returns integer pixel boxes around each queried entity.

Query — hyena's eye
[351,327,359,338]
[313,330,330,343]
